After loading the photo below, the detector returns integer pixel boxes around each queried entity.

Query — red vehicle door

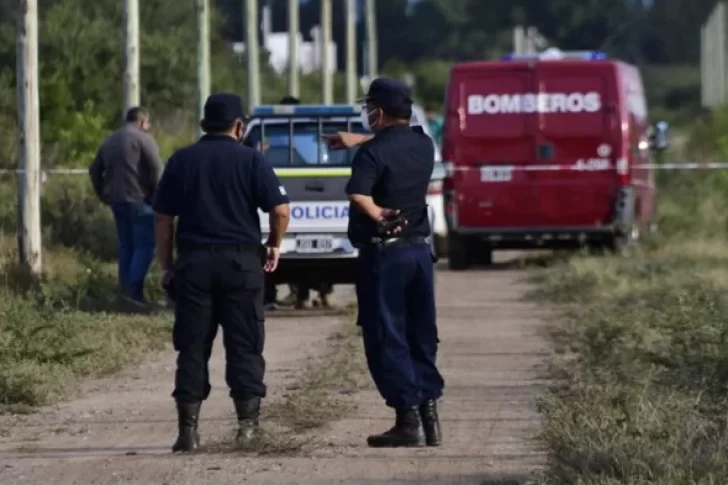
[530,62,622,228]
[445,65,541,229]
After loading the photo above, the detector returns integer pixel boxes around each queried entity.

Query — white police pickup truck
[243,104,443,290]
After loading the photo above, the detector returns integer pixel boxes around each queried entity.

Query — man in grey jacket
[89,107,163,303]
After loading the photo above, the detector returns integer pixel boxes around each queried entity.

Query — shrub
[0,240,170,408]
[532,165,728,483]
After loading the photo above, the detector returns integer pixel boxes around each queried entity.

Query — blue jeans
[110,202,155,301]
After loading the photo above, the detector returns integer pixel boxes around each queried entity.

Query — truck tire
[606,223,639,254]
[447,234,471,270]
[434,234,448,258]
[476,248,493,266]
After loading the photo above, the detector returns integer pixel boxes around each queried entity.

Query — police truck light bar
[500,48,608,62]
[251,104,360,117]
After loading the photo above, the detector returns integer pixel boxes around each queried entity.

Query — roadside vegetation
[0,242,170,411]
[0,170,172,410]
[531,106,728,484]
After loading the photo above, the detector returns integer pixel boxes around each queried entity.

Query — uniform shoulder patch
[279,185,287,195]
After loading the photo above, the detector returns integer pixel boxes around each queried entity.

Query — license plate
[480,166,513,182]
[295,235,334,253]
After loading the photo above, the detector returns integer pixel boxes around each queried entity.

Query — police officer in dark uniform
[153,93,291,452]
[339,78,445,448]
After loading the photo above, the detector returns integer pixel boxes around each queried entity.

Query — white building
[233,5,338,77]
[260,27,337,75]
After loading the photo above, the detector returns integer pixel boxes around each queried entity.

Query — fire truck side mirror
[650,121,670,152]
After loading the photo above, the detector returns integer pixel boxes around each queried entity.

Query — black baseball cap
[279,95,301,105]
[357,78,413,118]
[201,93,245,130]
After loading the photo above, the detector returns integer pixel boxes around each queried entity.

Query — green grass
[0,237,171,409]
[530,174,728,483]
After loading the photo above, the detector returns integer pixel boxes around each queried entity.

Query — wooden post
[196,0,210,136]
[345,0,357,104]
[122,0,140,117]
[287,0,299,97]
[16,0,42,274]
[320,0,332,104]
[245,0,260,108]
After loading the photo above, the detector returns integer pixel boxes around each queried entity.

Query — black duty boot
[171,401,201,452]
[366,407,426,448]
[419,399,442,446]
[234,397,261,445]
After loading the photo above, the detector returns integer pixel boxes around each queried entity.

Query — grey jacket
[89,124,163,205]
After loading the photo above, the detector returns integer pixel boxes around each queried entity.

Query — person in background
[259,95,300,310]
[241,121,279,312]
[271,95,336,310]
[425,109,443,147]
[89,106,163,305]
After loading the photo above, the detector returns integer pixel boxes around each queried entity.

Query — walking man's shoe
[366,406,426,448]
[234,397,262,446]
[419,399,442,446]
[172,401,201,452]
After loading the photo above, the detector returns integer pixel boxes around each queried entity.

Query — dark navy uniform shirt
[345,124,434,246]
[153,135,289,246]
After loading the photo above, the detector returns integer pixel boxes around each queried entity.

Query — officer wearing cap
[327,78,445,448]
[153,93,291,452]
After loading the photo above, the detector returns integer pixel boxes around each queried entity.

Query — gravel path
[0,254,547,484]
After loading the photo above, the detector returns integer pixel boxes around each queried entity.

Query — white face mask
[360,108,372,132]
[360,108,379,132]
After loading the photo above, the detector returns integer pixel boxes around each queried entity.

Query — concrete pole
[365,0,377,80]
[287,0,299,97]
[122,0,140,117]
[513,26,524,55]
[246,0,260,108]
[320,0,332,104]
[16,0,42,274]
[196,0,210,136]
[345,0,357,104]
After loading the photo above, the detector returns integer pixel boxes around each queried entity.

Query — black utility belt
[360,236,429,251]
[177,243,261,254]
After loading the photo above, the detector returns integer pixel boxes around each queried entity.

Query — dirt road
[0,255,547,484]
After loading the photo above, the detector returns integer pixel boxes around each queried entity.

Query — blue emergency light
[500,48,607,61]
[251,104,360,117]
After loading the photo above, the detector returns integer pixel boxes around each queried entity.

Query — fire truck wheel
[447,233,472,270]
[475,248,493,266]
[606,222,639,254]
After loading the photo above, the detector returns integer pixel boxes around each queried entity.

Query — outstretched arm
[322,132,373,149]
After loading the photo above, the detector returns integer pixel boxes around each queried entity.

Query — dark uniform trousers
[355,242,444,409]
[171,248,266,403]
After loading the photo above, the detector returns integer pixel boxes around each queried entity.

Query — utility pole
[345,0,357,104]
[245,0,260,108]
[513,26,525,55]
[16,0,42,274]
[287,0,299,97]
[196,0,210,136]
[365,0,377,80]
[122,0,140,117]
[320,0,332,104]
